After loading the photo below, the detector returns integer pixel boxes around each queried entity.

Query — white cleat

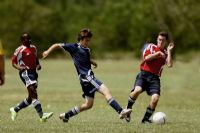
[10,107,17,121]
[119,108,132,119]
[40,112,53,122]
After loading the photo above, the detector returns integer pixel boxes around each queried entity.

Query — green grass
[1,58,200,133]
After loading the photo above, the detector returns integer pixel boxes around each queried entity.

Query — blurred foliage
[0,0,199,58]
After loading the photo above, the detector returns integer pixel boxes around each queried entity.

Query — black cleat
[141,119,152,124]
[124,114,131,123]
[59,113,69,123]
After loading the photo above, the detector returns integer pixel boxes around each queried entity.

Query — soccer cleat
[119,108,132,119]
[10,107,17,121]
[124,114,131,123]
[59,113,69,123]
[141,119,152,124]
[40,112,53,122]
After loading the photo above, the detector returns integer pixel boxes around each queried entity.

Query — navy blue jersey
[60,43,92,76]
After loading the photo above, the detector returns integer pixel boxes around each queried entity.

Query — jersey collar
[77,43,90,50]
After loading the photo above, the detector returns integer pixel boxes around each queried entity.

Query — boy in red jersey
[124,31,174,123]
[10,33,53,122]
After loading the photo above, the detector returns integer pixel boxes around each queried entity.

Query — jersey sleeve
[60,43,77,54]
[11,49,18,64]
[143,44,156,58]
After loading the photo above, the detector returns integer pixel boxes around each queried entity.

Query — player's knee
[151,94,160,103]
[26,97,32,104]
[135,86,142,93]
[82,103,93,110]
[86,102,93,109]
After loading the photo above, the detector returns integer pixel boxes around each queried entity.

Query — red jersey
[12,45,38,69]
[140,44,167,77]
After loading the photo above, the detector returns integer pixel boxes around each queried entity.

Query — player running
[10,33,53,122]
[124,31,174,123]
[42,28,131,123]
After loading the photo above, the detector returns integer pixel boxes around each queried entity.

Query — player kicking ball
[10,33,53,122]
[42,28,131,123]
[125,31,174,123]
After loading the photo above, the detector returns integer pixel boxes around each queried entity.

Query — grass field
[0,58,200,133]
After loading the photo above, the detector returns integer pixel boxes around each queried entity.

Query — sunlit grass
[0,59,200,133]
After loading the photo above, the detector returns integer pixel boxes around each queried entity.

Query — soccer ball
[152,112,167,124]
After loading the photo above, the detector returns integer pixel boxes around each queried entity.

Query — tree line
[0,0,199,58]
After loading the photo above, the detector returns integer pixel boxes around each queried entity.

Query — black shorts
[80,74,102,98]
[131,71,160,95]
[19,69,38,87]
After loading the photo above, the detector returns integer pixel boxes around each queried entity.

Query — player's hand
[36,65,41,71]
[167,42,174,52]
[92,62,98,68]
[19,66,29,71]
[42,51,49,59]
[157,51,165,58]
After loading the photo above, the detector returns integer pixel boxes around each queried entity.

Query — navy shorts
[79,73,102,98]
[19,69,38,87]
[131,71,160,95]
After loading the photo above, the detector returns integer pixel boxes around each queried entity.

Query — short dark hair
[21,33,31,41]
[77,28,93,41]
[158,31,168,41]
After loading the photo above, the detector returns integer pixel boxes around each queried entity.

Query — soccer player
[10,33,53,122]
[0,40,5,86]
[125,31,174,123]
[42,28,131,123]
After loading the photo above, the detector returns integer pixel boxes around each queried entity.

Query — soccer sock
[142,106,155,121]
[126,96,136,109]
[32,99,43,118]
[65,106,80,119]
[108,98,123,114]
[14,98,32,112]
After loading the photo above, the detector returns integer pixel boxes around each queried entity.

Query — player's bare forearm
[12,63,28,71]
[166,43,174,67]
[42,43,61,58]
[166,52,173,67]
[145,52,164,62]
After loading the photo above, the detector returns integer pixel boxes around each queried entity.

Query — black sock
[14,98,31,112]
[32,99,43,118]
[127,96,136,109]
[108,98,123,114]
[65,106,80,119]
[142,106,155,121]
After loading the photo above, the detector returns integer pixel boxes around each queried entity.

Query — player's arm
[144,51,165,62]
[90,59,97,68]
[166,42,174,67]
[11,56,28,71]
[42,43,62,58]
[36,58,41,70]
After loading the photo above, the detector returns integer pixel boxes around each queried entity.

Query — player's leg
[12,97,32,113]
[127,86,142,109]
[98,84,132,118]
[122,86,142,122]
[28,84,43,118]
[141,94,159,123]
[10,96,32,121]
[28,84,53,122]
[142,75,160,123]
[124,72,145,122]
[126,72,144,110]
[10,70,35,121]
[59,96,94,122]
